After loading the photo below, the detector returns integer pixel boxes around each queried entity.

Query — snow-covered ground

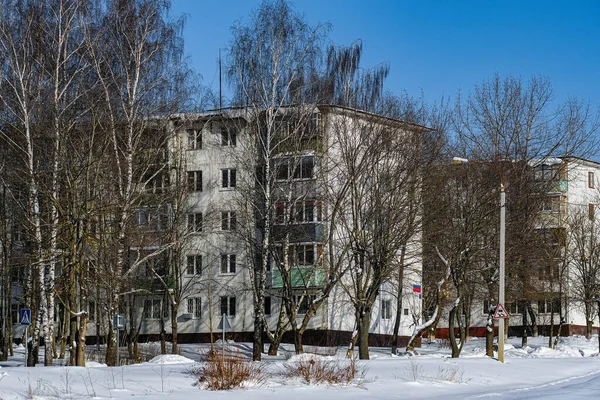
[2,336,600,399]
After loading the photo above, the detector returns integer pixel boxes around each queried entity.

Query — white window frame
[381,299,392,320]
[221,126,237,146]
[220,296,236,316]
[187,170,202,192]
[187,297,202,318]
[221,211,237,231]
[221,168,237,188]
[187,213,202,233]
[186,255,202,276]
[187,129,202,150]
[220,254,236,274]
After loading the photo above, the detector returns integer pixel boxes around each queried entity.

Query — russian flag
[412,284,422,294]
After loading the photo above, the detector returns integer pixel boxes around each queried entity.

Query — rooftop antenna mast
[219,48,222,109]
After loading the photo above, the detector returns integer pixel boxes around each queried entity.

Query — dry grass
[283,355,363,385]
[193,350,268,390]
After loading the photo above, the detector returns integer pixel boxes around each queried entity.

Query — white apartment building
[130,105,425,347]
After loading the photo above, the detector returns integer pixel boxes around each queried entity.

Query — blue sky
[170,0,600,108]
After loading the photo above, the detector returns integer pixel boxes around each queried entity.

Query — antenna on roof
[219,48,222,110]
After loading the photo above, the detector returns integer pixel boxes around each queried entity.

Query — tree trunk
[485,310,494,357]
[358,308,371,360]
[76,313,88,366]
[105,329,116,366]
[391,247,406,354]
[449,306,460,358]
[521,301,529,347]
[171,303,178,354]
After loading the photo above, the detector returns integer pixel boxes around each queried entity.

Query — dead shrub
[283,356,363,385]
[193,351,267,390]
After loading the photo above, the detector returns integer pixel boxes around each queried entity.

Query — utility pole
[498,183,506,363]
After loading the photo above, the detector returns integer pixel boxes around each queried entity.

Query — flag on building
[412,284,422,294]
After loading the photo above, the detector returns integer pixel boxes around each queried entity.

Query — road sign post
[112,314,126,366]
[20,308,31,367]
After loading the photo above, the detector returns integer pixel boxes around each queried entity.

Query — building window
[403,308,409,316]
[133,209,149,226]
[188,213,202,233]
[221,169,237,188]
[186,255,202,276]
[144,299,167,319]
[589,171,595,188]
[381,299,392,320]
[221,126,237,146]
[293,156,314,179]
[221,211,237,231]
[264,296,271,316]
[589,204,595,221]
[88,301,96,322]
[508,302,521,315]
[220,254,236,274]
[542,196,561,213]
[295,295,315,314]
[292,200,322,223]
[187,298,201,318]
[538,298,561,314]
[276,156,315,181]
[11,304,18,324]
[187,171,202,192]
[293,244,316,265]
[535,164,559,182]
[220,296,236,316]
[187,129,202,150]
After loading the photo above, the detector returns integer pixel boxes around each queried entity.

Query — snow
[2,336,600,399]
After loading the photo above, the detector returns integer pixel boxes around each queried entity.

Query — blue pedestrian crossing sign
[20,308,31,326]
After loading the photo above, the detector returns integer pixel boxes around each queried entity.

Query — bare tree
[226,0,328,360]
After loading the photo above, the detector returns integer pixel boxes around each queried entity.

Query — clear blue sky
[170,0,600,108]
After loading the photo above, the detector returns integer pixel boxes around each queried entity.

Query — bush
[283,355,363,385]
[194,351,267,390]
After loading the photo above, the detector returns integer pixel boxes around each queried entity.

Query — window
[220,254,236,274]
[274,202,286,224]
[144,299,167,319]
[220,296,236,316]
[221,211,237,231]
[590,204,595,221]
[264,296,271,316]
[221,169,237,188]
[187,297,201,318]
[508,302,521,315]
[293,156,314,179]
[88,301,96,322]
[276,160,289,181]
[133,209,149,226]
[276,156,316,180]
[295,295,315,314]
[535,164,559,182]
[187,129,202,150]
[186,255,202,276]
[381,299,392,320]
[187,213,202,233]
[403,308,409,316]
[293,244,315,265]
[187,171,202,192]
[221,126,237,146]
[292,200,322,223]
[542,196,561,213]
[538,298,561,314]
[11,304,19,324]
[589,171,595,188]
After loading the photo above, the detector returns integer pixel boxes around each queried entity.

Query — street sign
[218,314,231,330]
[19,308,31,326]
[493,303,510,319]
[112,314,126,330]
